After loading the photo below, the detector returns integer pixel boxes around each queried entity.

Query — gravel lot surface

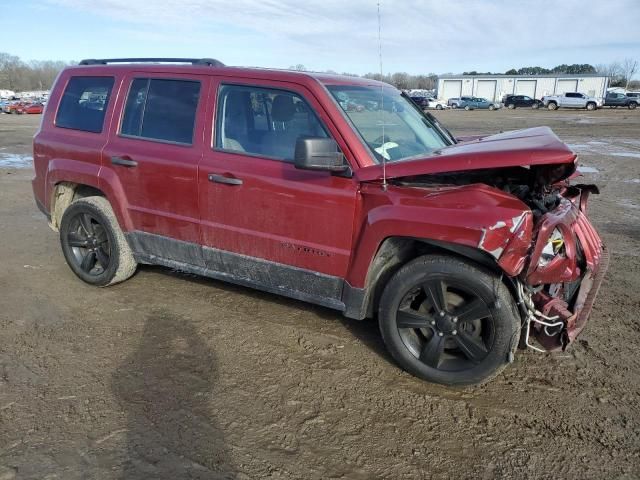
[0,109,638,479]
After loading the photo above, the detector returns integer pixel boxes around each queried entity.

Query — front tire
[436,104,443,110]
[547,102,558,110]
[59,196,137,286]
[464,105,471,111]
[629,102,637,110]
[532,103,540,109]
[378,255,520,386]
[586,102,596,111]
[451,104,458,109]
[507,103,515,109]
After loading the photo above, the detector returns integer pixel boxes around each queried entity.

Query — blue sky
[3,0,639,76]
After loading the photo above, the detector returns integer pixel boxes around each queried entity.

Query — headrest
[225,91,246,119]
[271,95,295,122]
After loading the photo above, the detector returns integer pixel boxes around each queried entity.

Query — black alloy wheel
[395,279,494,371]
[59,196,137,286]
[378,255,520,385]
[66,212,111,276]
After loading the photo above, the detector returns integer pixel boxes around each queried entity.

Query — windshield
[327,85,452,163]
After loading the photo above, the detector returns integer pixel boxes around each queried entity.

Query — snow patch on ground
[611,152,640,159]
[577,165,599,173]
[0,153,33,168]
[619,199,640,210]
[568,144,589,150]
[567,139,640,158]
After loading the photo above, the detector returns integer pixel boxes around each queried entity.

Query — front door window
[215,84,330,162]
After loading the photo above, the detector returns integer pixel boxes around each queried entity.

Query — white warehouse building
[437,74,610,102]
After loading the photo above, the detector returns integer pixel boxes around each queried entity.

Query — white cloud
[46,0,640,73]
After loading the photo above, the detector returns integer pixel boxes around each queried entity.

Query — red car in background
[16,103,44,114]
[2,101,26,114]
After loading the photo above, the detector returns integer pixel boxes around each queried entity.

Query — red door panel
[101,72,211,244]
[198,80,358,278]
[200,153,356,276]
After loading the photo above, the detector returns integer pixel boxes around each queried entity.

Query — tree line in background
[0,52,72,91]
[595,59,639,89]
[1,52,638,93]
[503,60,639,89]
[294,59,640,91]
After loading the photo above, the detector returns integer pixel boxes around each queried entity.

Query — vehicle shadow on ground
[146,265,396,366]
[111,308,234,479]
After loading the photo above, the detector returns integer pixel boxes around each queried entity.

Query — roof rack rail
[78,58,225,67]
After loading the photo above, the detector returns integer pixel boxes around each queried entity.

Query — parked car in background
[447,96,473,108]
[542,92,602,111]
[16,103,45,114]
[410,96,430,109]
[462,97,501,111]
[410,96,449,110]
[424,98,449,110]
[2,100,26,114]
[335,92,365,112]
[603,92,638,109]
[503,95,542,109]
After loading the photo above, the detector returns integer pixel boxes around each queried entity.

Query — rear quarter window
[55,76,114,133]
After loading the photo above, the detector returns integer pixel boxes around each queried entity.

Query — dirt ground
[0,108,638,479]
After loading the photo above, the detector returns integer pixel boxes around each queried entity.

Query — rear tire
[378,255,520,386]
[547,102,558,110]
[59,196,137,286]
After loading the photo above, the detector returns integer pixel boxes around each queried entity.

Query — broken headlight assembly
[538,228,566,267]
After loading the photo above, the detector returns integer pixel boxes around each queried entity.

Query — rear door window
[121,78,201,145]
[55,76,114,133]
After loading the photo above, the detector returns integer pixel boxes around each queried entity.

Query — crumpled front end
[510,186,608,351]
[376,139,608,352]
[469,175,608,352]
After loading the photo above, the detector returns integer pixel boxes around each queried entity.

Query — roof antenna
[377,0,387,191]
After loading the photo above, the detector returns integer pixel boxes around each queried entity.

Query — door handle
[208,173,243,185]
[111,156,138,167]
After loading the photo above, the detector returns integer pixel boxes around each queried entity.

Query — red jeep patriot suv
[32,58,608,385]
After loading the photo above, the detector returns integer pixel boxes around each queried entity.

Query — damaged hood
[355,126,577,182]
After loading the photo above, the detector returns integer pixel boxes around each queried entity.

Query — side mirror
[294,137,348,172]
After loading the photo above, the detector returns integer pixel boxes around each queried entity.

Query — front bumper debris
[528,246,608,351]
[521,188,608,351]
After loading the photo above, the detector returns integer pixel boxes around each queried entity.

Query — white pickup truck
[542,92,603,111]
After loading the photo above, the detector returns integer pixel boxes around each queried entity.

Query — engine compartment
[393,163,577,218]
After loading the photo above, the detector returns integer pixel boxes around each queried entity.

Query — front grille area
[573,209,603,271]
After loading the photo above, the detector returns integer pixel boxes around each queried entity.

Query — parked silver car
[542,92,603,111]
